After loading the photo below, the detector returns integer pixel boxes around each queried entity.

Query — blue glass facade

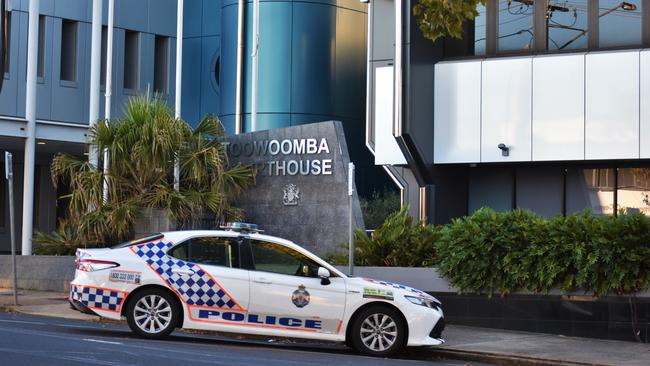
[219,0,368,135]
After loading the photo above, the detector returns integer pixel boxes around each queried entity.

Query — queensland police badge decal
[291,285,310,308]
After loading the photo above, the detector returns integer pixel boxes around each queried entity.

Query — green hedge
[355,207,650,297]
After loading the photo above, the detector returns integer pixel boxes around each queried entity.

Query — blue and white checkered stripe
[70,285,126,312]
[133,241,240,309]
[365,279,428,296]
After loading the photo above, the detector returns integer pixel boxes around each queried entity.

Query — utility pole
[174,0,184,192]
[103,0,115,203]
[22,0,40,256]
[88,0,102,168]
[5,152,18,305]
[348,162,355,276]
[251,0,260,132]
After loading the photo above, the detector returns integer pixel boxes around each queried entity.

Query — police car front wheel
[350,305,406,357]
[126,288,179,339]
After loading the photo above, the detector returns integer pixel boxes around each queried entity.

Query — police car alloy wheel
[126,288,179,338]
[350,305,406,357]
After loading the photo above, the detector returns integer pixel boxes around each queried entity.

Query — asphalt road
[0,312,490,366]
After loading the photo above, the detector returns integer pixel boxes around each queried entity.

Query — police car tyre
[350,305,406,357]
[126,288,179,339]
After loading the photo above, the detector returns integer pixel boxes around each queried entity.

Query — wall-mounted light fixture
[497,143,510,157]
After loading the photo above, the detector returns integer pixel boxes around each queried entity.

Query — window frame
[60,19,78,84]
[247,239,336,278]
[451,0,650,60]
[123,30,141,92]
[167,235,243,269]
[153,35,170,95]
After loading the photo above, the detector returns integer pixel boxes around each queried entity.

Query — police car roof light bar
[221,222,263,233]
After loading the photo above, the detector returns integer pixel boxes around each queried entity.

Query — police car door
[166,235,250,325]
[247,239,346,335]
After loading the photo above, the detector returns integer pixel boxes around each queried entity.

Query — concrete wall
[0,255,74,292]
[2,255,649,298]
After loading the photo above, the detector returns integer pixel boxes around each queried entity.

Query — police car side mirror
[318,267,330,286]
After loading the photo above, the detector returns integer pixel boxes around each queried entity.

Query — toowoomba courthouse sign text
[226,138,333,176]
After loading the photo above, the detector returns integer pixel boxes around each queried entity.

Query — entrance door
[246,239,346,335]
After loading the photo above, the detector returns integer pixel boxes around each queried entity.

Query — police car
[69,223,444,356]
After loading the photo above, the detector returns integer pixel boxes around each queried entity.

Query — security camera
[497,143,509,157]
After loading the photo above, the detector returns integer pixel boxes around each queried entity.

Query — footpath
[1,288,648,366]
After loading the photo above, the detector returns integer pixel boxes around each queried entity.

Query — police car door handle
[253,278,272,284]
[171,268,195,276]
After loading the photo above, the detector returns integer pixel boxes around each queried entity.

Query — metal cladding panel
[257,2,292,113]
[585,51,640,160]
[433,60,481,164]
[374,66,406,165]
[481,57,532,162]
[641,50,650,158]
[290,3,336,116]
[200,36,220,119]
[219,4,238,116]
[532,54,585,161]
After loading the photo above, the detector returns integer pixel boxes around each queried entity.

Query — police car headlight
[404,295,441,311]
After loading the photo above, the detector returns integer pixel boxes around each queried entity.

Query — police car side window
[250,240,319,277]
[168,237,240,268]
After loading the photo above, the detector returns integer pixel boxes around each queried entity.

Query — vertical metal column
[21,0,40,256]
[103,0,115,203]
[250,0,259,132]
[5,152,17,305]
[88,0,102,168]
[174,0,184,192]
[235,0,245,134]
[348,162,355,276]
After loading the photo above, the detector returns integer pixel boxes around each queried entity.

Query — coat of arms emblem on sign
[282,184,300,206]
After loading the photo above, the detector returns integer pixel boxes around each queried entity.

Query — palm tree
[46,95,255,248]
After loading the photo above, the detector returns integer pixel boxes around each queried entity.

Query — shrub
[354,207,439,267]
[360,189,400,230]
[435,208,650,297]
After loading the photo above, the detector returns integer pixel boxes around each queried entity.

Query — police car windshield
[111,233,164,249]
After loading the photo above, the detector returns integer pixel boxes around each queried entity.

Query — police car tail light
[77,259,119,272]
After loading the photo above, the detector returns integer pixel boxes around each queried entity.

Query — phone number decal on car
[109,270,141,284]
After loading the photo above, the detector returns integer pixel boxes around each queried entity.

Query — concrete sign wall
[226,121,364,255]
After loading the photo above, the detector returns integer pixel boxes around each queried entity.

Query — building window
[60,20,78,82]
[450,1,647,58]
[123,30,140,90]
[548,1,589,51]
[37,16,46,79]
[599,0,642,48]
[474,4,487,55]
[153,36,169,94]
[498,0,534,52]
[617,168,650,215]
[0,163,4,229]
[566,168,615,216]
[101,26,107,86]
[4,11,11,75]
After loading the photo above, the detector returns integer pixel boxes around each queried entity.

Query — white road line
[83,338,123,345]
[0,319,46,325]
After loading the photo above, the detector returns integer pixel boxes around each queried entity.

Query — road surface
[0,312,491,366]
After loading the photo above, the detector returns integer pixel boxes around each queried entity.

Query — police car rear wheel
[350,305,406,357]
[126,289,179,338]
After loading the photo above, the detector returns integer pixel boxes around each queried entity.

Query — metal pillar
[174,0,184,192]
[235,0,245,134]
[102,0,115,203]
[251,0,260,132]
[88,0,102,168]
[21,0,40,256]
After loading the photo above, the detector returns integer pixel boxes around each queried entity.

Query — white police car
[69,223,444,356]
